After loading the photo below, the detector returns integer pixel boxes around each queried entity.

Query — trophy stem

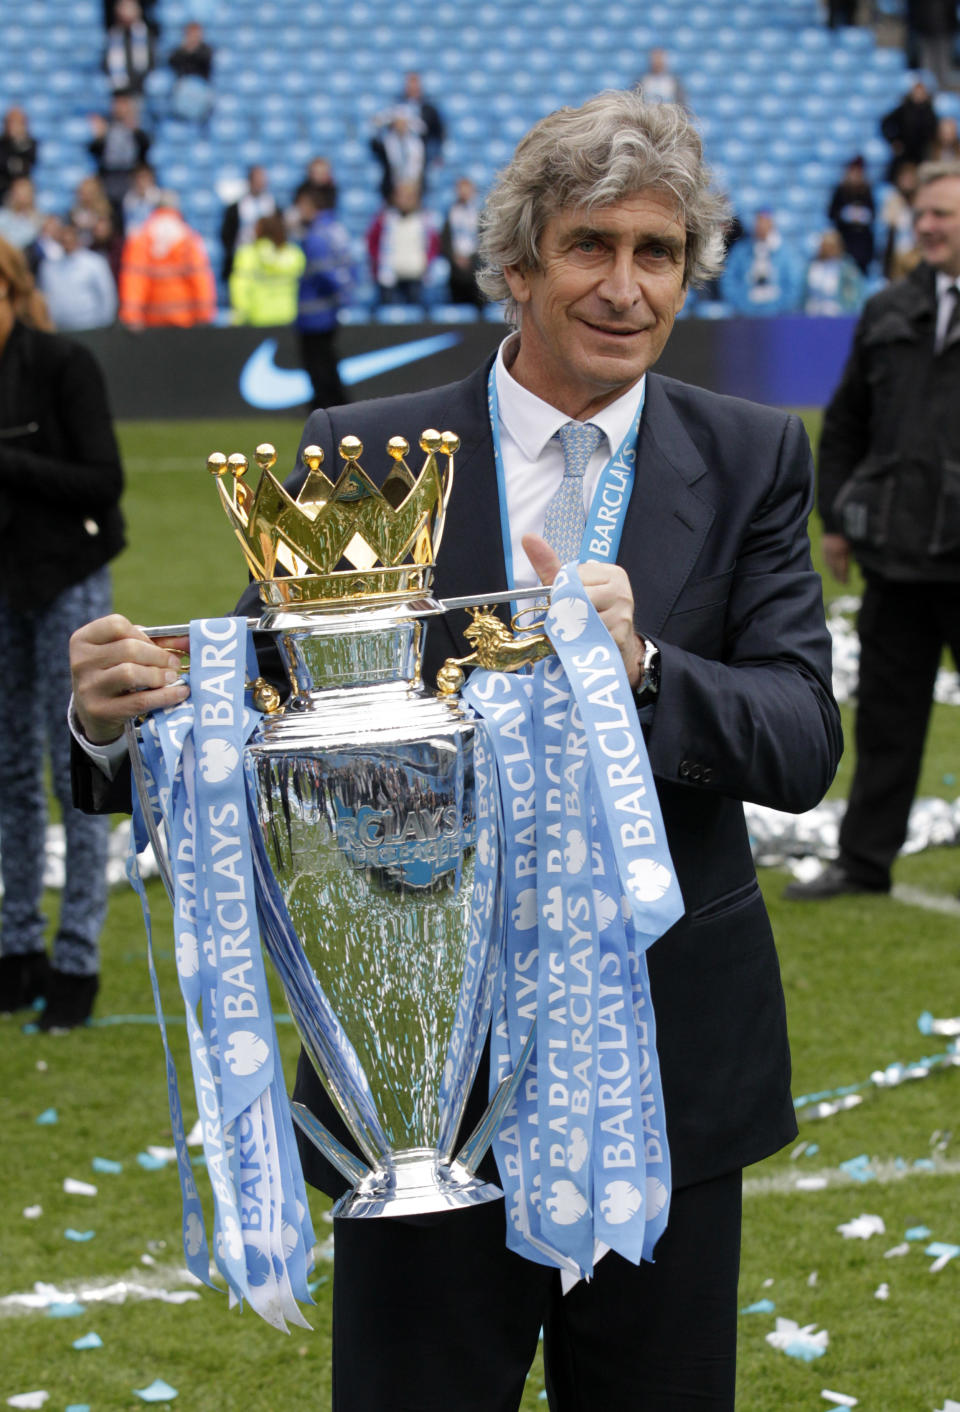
[289,1100,371,1187]
[332,1149,503,1220]
[456,1027,537,1177]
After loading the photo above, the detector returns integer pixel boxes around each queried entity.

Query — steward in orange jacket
[118,199,216,328]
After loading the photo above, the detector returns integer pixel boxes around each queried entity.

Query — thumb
[522,533,562,586]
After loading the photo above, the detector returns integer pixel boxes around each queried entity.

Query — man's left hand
[522,534,644,687]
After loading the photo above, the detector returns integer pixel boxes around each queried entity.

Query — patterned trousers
[0,569,113,976]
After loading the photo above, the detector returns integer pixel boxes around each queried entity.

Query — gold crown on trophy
[207,431,459,606]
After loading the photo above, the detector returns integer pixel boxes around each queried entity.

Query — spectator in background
[70,175,114,246]
[928,114,960,161]
[804,228,865,315]
[229,212,305,326]
[0,108,38,205]
[296,185,355,409]
[907,0,957,93]
[396,71,445,169]
[722,209,803,315]
[827,0,859,27]
[219,165,277,281]
[881,160,922,279]
[90,209,124,284]
[828,155,876,274]
[103,0,155,98]
[88,92,151,225]
[286,156,337,241]
[440,176,484,307]
[367,179,439,307]
[38,221,117,331]
[118,190,216,328]
[0,178,43,257]
[121,161,160,232]
[168,21,215,123]
[371,110,426,202]
[635,48,687,108]
[0,235,124,1031]
[881,79,939,179]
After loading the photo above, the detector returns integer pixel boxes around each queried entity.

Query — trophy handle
[124,719,175,903]
[288,1100,372,1187]
[455,1026,537,1175]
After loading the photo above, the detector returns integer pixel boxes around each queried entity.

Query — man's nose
[598,251,640,309]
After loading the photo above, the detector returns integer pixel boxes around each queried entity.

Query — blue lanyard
[486,361,644,596]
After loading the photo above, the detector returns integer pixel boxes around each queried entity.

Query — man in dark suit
[70,92,841,1411]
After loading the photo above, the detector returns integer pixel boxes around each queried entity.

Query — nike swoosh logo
[239,333,463,409]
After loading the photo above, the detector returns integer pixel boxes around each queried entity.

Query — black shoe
[0,952,49,1013]
[783,864,888,901]
[38,969,99,1032]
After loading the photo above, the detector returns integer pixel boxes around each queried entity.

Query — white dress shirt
[934,271,960,351]
[494,334,645,590]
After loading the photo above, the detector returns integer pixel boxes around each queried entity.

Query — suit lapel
[619,374,715,635]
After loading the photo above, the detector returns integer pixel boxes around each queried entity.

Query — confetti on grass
[766,1317,829,1362]
[133,1380,178,1403]
[836,1214,885,1240]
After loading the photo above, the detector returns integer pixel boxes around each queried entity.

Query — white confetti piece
[875,1283,890,1300]
[807,1271,819,1287]
[766,1317,829,1362]
[884,1243,910,1258]
[821,1392,858,1407]
[7,1395,49,1410]
[837,1213,885,1240]
[22,1206,42,1220]
[796,1176,829,1191]
[63,1179,97,1198]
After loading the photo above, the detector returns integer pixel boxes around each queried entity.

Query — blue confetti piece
[913,1158,936,1171]
[65,1229,96,1242]
[307,1276,329,1293]
[137,1152,169,1171]
[804,1143,819,1157]
[48,1301,86,1318]
[783,1338,826,1362]
[918,1011,935,1035]
[35,1108,58,1125]
[839,1154,876,1182]
[66,1405,91,1411]
[925,1242,960,1260]
[133,1379,178,1402]
[92,1157,124,1174]
[906,1226,933,1240]
[741,1299,776,1315]
[72,1332,103,1350]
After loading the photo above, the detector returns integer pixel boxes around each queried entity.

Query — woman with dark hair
[0,108,38,204]
[0,236,125,1030]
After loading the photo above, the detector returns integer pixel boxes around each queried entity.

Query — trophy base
[333,1151,503,1219]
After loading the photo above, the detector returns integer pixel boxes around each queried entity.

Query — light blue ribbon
[462,566,682,1279]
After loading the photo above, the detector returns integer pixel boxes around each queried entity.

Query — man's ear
[503,263,532,305]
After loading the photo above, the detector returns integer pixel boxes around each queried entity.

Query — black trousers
[331,1169,743,1411]
[839,574,960,889]
[299,329,347,411]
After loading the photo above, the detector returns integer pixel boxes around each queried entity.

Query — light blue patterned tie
[542,420,604,564]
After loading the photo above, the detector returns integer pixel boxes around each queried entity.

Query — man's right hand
[70,615,190,745]
[822,532,851,584]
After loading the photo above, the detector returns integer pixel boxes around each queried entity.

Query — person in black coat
[827,154,876,274]
[0,108,38,205]
[881,79,939,179]
[0,236,124,1029]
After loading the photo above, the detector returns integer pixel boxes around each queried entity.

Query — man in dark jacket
[786,159,960,900]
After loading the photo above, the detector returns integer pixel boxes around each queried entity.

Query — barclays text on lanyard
[462,368,682,1284]
[127,619,314,1330]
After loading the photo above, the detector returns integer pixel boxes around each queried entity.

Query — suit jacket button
[702,766,713,783]
[690,763,702,781]
[679,759,690,778]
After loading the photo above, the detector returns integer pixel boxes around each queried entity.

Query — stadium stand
[2,0,959,317]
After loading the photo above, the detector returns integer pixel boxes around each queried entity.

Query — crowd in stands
[2,2,960,337]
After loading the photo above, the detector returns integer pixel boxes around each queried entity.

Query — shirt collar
[935,271,960,299]
[494,333,645,462]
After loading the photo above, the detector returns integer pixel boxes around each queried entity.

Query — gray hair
[477,90,729,322]
[916,158,960,188]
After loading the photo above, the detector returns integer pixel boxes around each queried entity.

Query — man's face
[914,176,960,277]
[504,189,688,419]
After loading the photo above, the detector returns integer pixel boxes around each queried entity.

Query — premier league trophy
[133,432,534,1225]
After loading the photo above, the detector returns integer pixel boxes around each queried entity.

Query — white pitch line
[0,1263,204,1319]
[744,1156,960,1198]
[891,885,960,918]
